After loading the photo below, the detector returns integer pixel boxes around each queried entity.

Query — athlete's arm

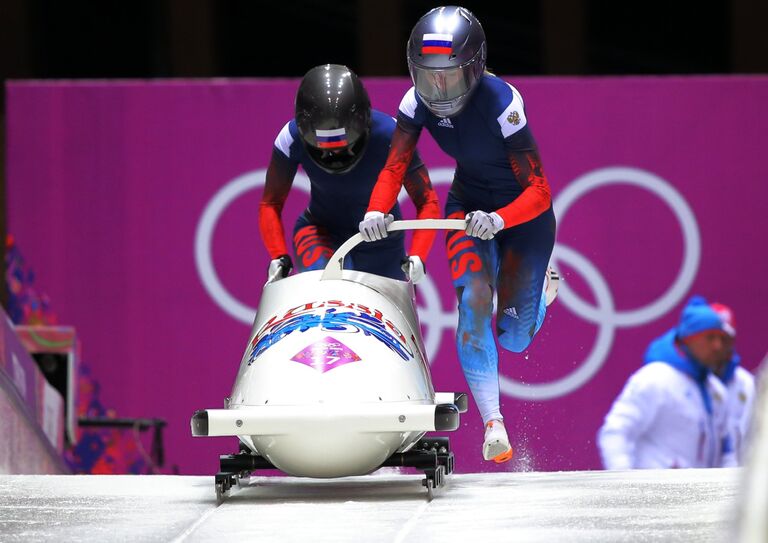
[402,162,441,261]
[490,84,552,230]
[367,121,421,214]
[258,148,299,259]
[495,139,552,229]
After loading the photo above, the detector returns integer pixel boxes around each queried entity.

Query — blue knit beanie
[677,295,727,338]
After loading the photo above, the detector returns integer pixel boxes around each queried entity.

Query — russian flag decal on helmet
[422,33,453,55]
[315,128,348,149]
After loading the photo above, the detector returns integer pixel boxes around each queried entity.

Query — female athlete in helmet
[359,7,559,463]
[259,64,440,282]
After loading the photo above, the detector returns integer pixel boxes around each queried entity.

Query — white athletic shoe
[483,420,514,463]
[544,266,560,306]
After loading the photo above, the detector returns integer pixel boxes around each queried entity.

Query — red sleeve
[367,123,420,214]
[402,165,441,261]
[258,148,299,259]
[495,149,552,228]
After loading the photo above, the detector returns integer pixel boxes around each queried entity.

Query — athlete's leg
[495,208,556,352]
[292,213,336,272]
[445,211,502,424]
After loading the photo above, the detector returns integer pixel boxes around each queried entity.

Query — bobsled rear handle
[321,219,466,281]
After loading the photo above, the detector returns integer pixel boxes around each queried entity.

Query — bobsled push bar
[321,219,466,281]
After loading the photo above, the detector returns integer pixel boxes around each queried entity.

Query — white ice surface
[0,468,742,542]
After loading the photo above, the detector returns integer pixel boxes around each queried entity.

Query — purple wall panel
[7,76,768,474]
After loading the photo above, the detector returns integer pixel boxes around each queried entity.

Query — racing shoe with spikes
[483,420,514,463]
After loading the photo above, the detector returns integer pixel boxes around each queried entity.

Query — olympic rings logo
[195,166,701,401]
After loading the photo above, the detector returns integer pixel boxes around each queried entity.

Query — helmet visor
[411,64,476,103]
[305,134,367,174]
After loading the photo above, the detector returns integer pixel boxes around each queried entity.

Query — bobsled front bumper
[191,397,465,437]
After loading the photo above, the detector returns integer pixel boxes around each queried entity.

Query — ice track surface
[0,468,741,542]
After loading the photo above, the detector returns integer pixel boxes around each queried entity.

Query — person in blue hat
[597,296,736,469]
[710,302,755,465]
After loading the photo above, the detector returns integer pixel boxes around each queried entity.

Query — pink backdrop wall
[7,76,768,474]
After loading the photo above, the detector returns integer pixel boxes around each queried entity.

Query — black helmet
[407,6,486,118]
[295,64,372,174]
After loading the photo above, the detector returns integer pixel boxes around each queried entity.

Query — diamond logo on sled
[291,336,361,373]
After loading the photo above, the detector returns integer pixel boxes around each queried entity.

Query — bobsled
[191,220,468,500]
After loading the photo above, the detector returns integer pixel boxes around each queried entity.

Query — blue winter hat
[677,295,728,339]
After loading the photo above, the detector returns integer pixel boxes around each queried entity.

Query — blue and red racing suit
[259,110,440,279]
[368,75,556,422]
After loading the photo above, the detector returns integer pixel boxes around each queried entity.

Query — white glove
[359,211,394,241]
[401,255,426,284]
[465,211,504,240]
[267,255,293,283]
